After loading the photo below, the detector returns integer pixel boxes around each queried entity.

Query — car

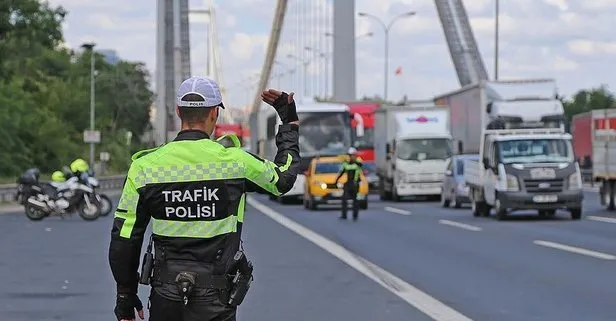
[303,155,369,210]
[440,154,479,208]
[362,162,379,192]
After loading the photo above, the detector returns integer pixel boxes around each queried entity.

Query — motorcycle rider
[108,76,301,321]
[335,147,363,221]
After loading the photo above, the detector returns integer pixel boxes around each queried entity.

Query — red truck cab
[347,102,380,162]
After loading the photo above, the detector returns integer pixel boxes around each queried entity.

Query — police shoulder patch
[215,134,241,148]
[131,146,162,161]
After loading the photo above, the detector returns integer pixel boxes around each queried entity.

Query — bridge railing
[0,175,127,203]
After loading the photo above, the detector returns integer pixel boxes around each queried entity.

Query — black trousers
[149,288,236,321]
[341,182,359,219]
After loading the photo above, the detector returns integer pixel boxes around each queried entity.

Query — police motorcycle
[16,168,101,221]
[77,169,113,217]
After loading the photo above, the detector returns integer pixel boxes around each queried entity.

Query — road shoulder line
[247,196,473,321]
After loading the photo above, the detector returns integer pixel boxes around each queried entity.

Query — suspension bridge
[153,0,488,145]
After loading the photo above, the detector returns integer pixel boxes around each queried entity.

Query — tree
[0,0,154,178]
[562,85,616,120]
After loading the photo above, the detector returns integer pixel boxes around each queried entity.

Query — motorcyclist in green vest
[335,147,363,221]
[108,76,301,321]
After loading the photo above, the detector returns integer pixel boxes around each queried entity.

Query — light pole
[81,42,96,166]
[358,11,415,101]
[287,54,309,97]
[323,32,373,99]
[274,60,287,89]
[494,0,500,80]
[304,46,326,99]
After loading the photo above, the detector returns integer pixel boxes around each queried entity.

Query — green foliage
[562,85,616,121]
[0,0,154,179]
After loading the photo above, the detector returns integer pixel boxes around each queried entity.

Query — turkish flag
[394,66,402,76]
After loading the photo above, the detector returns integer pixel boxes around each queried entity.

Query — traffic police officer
[108,76,301,321]
[335,147,363,220]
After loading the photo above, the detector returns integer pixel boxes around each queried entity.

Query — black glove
[272,92,299,124]
[114,293,143,321]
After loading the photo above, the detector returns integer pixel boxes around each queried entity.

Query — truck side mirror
[353,113,365,137]
[386,143,391,154]
[482,158,490,170]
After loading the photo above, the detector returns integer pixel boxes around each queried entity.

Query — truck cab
[465,95,583,220]
[375,105,453,201]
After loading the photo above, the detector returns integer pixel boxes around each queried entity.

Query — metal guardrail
[0,170,596,203]
[0,175,127,203]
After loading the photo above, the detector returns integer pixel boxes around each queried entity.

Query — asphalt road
[0,189,614,321]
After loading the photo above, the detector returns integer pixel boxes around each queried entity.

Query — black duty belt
[156,271,229,289]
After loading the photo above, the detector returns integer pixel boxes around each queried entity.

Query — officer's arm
[108,164,150,295]
[335,163,346,183]
[243,123,300,195]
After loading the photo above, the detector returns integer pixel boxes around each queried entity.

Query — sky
[47,0,616,110]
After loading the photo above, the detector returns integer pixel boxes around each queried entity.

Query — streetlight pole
[358,11,415,101]
[81,42,96,166]
[287,54,308,97]
[494,0,500,80]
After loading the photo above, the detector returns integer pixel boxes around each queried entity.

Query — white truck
[374,104,453,201]
[435,79,583,220]
[572,109,616,210]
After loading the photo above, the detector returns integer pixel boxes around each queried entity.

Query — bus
[251,98,357,203]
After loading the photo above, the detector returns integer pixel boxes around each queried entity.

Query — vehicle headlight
[506,174,519,191]
[314,181,327,189]
[568,172,582,190]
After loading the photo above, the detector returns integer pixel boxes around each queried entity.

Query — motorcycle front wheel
[77,199,101,221]
[97,194,113,217]
[24,203,47,221]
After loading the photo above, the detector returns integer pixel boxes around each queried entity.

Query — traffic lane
[241,201,434,321]
[259,195,616,321]
[0,195,429,321]
[0,206,118,321]
[380,191,616,255]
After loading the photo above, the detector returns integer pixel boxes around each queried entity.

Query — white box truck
[435,79,583,220]
[375,104,453,201]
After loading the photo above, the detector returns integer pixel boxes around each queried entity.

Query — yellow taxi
[303,155,369,210]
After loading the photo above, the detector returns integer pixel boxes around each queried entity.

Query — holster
[151,249,231,302]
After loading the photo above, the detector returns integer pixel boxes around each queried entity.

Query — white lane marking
[438,220,482,232]
[384,206,412,216]
[587,216,616,224]
[247,197,473,321]
[533,240,616,261]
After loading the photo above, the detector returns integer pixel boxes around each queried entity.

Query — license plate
[533,195,557,203]
[332,191,343,197]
